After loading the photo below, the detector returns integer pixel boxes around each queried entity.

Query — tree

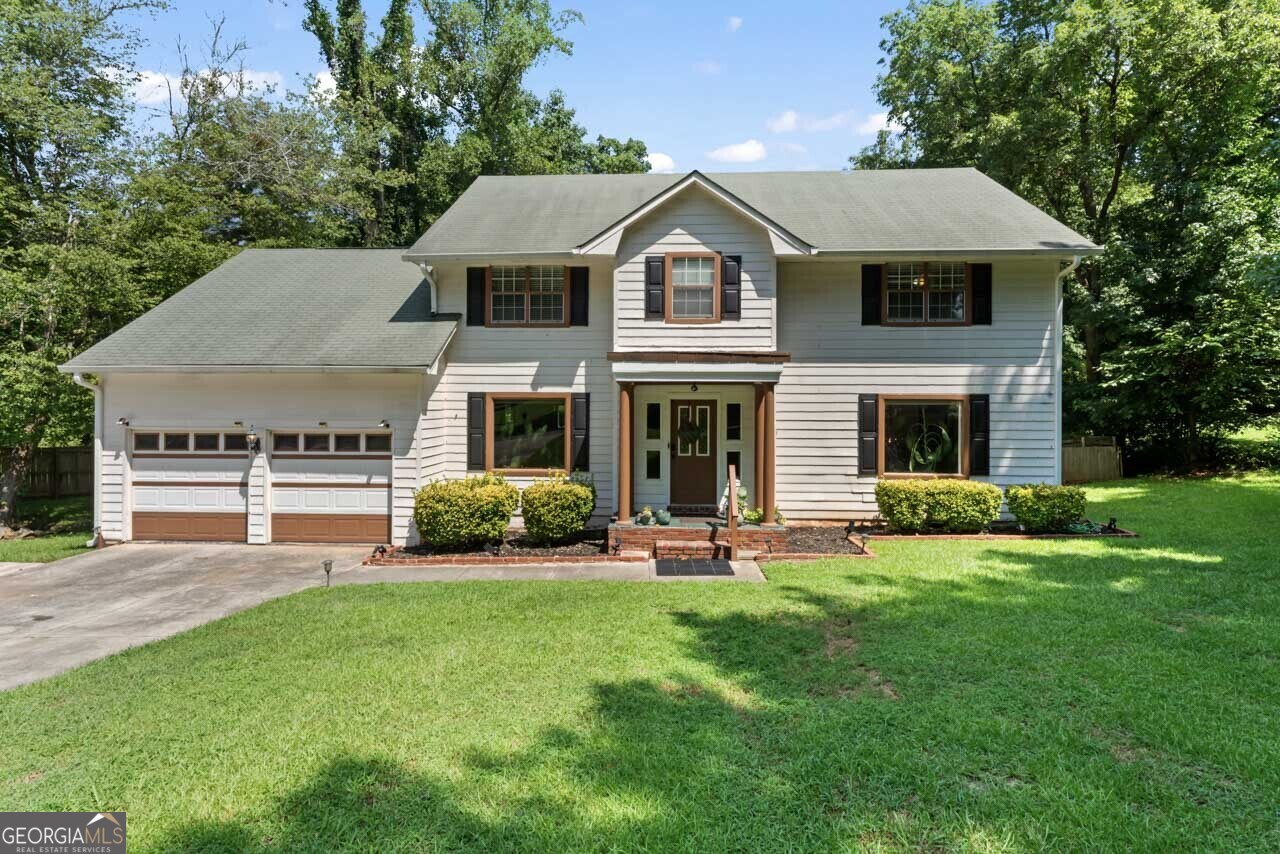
[0,0,160,523]
[854,0,1280,464]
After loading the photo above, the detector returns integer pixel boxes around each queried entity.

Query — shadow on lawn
[158,528,1276,850]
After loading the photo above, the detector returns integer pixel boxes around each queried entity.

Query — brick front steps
[611,520,788,558]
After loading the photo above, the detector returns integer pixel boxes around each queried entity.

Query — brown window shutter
[645,256,665,318]
[971,263,993,325]
[722,255,742,319]
[466,267,485,326]
[466,393,485,470]
[571,393,590,471]
[969,394,990,475]
[569,267,589,326]
[861,265,882,325]
[858,394,878,475]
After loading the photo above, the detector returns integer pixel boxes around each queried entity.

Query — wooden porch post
[754,384,767,509]
[763,383,777,524]
[618,382,634,520]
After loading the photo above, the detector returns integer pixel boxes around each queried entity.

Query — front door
[670,399,717,506]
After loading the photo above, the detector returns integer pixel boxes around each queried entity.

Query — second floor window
[669,254,718,321]
[489,265,566,326]
[884,262,968,325]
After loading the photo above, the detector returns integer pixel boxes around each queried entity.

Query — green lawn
[1,475,1277,851]
[0,496,92,563]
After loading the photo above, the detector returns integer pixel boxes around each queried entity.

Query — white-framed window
[270,432,392,455]
[132,431,249,454]
[670,255,717,320]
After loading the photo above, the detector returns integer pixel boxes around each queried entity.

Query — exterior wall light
[246,426,261,453]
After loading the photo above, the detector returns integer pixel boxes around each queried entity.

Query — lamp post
[322,559,333,587]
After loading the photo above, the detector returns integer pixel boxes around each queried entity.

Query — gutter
[58,363,439,375]
[1052,255,1082,486]
[70,373,103,547]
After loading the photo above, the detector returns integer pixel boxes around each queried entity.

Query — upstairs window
[884,262,969,325]
[667,254,719,321]
[489,265,566,326]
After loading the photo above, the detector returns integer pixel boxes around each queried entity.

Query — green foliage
[856,0,1280,467]
[1006,484,1089,533]
[520,475,595,544]
[413,474,518,548]
[875,479,1003,533]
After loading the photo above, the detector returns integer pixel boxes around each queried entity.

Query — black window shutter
[466,393,486,470]
[858,394,879,475]
[861,265,882,325]
[971,263,993,325]
[969,394,990,476]
[466,267,486,326]
[571,393,590,471]
[645,256,665,318]
[722,255,742,320]
[569,267,589,326]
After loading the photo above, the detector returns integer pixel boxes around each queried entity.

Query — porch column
[618,382,634,520]
[754,384,767,508]
[763,383,777,524]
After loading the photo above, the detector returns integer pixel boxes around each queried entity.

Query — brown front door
[670,399,717,506]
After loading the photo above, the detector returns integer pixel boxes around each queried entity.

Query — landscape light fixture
[322,559,334,587]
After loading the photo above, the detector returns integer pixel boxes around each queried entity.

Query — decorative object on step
[655,508,672,526]
[636,506,654,525]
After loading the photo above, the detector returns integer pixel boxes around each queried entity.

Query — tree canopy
[855,0,1280,464]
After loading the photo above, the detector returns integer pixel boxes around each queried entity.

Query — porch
[610,351,786,526]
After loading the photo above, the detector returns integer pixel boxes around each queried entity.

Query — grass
[0,496,92,563]
[1,475,1278,851]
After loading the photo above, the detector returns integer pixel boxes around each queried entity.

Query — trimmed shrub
[520,475,596,544]
[875,479,1003,533]
[1006,483,1087,533]
[414,473,519,548]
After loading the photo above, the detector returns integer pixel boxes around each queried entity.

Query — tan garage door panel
[271,513,390,544]
[133,512,248,542]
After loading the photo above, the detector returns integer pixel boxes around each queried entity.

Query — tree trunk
[1184,409,1199,467]
[0,444,35,527]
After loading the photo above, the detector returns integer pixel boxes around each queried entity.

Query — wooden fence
[1063,436,1123,483]
[18,447,94,498]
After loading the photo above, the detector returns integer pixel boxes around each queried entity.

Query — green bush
[1006,484,1087,533]
[520,475,596,544]
[414,473,519,548]
[875,479,1003,533]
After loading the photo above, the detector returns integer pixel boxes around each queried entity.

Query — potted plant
[636,506,654,525]
[655,508,672,526]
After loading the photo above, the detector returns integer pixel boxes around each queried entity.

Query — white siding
[101,373,421,544]
[426,259,616,520]
[775,258,1061,519]
[614,186,776,352]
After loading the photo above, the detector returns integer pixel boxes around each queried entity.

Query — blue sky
[121,0,904,172]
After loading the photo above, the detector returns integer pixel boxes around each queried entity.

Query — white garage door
[130,430,249,541]
[269,431,392,544]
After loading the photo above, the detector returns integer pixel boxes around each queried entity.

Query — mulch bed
[785,525,869,554]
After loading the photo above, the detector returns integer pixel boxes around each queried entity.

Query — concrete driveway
[0,543,367,691]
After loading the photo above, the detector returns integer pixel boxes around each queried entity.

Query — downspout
[418,263,438,316]
[71,373,104,547]
[1053,256,1082,485]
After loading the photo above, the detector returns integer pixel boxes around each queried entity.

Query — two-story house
[62,169,1099,545]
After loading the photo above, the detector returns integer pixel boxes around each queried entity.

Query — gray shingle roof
[405,168,1097,257]
[63,249,458,371]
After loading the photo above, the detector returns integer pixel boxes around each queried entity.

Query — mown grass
[0,496,92,563]
[1,475,1277,851]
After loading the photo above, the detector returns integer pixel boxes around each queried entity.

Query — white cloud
[647,151,676,173]
[692,60,722,75]
[134,69,178,105]
[767,108,855,134]
[727,16,743,32]
[778,141,808,155]
[706,138,767,163]
[242,69,284,92]
[856,111,903,135]
[312,70,337,96]
[765,109,798,133]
